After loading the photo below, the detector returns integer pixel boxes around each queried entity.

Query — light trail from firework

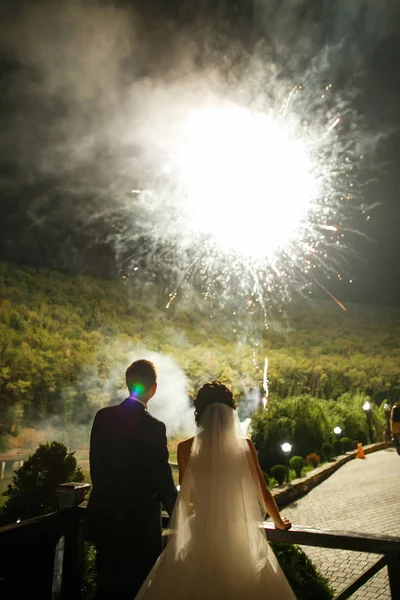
[262,357,269,409]
[125,80,366,318]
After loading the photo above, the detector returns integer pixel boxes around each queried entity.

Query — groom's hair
[194,381,236,426]
[126,359,157,394]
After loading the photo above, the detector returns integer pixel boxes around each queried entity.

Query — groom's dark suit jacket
[86,398,177,560]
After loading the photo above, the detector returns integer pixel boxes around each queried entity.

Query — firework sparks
[120,70,369,320]
[323,115,341,138]
[312,278,347,312]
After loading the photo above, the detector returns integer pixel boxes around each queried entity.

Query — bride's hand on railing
[274,517,292,530]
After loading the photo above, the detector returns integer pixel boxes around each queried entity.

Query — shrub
[306,453,320,468]
[0,441,84,526]
[302,465,314,476]
[271,464,287,485]
[340,437,353,452]
[271,542,334,599]
[322,442,333,460]
[82,542,97,599]
[350,440,358,450]
[333,439,342,456]
[289,456,305,478]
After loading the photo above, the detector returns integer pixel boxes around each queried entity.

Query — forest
[0,261,398,457]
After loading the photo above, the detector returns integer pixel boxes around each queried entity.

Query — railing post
[387,553,400,599]
[55,482,90,600]
[57,482,90,511]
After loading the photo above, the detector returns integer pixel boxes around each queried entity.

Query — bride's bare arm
[246,439,291,530]
[177,438,194,485]
[177,442,187,485]
[177,439,195,513]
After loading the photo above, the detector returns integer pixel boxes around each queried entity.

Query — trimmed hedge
[271,465,287,485]
[271,542,334,599]
[289,456,305,478]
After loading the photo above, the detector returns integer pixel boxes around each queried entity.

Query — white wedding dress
[135,403,296,599]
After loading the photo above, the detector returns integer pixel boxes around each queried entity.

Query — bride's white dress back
[136,403,296,599]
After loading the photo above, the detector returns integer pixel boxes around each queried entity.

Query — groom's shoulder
[92,404,128,428]
[141,412,167,441]
[144,410,166,430]
[93,404,118,421]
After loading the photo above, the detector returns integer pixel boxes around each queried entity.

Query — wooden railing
[0,483,89,599]
[0,483,399,599]
[260,522,400,600]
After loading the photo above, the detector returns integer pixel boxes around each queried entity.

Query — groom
[86,359,178,599]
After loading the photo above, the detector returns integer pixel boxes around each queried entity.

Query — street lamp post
[333,426,342,437]
[384,402,391,442]
[363,401,374,444]
[281,442,292,484]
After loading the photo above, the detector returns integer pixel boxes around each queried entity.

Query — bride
[135,381,296,599]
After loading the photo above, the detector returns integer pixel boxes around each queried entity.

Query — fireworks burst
[118,71,368,323]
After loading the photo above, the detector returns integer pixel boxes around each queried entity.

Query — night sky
[0,0,399,306]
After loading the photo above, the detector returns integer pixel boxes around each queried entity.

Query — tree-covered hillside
[0,261,399,447]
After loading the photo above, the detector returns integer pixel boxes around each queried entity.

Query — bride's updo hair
[194,381,237,426]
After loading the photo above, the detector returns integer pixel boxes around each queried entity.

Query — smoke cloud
[1,0,397,225]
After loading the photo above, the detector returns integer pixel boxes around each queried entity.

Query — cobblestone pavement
[280,448,400,599]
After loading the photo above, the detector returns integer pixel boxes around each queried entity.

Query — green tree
[251,396,330,471]
[0,441,84,526]
[324,393,385,444]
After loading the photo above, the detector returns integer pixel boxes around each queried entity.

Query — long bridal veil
[136,402,296,599]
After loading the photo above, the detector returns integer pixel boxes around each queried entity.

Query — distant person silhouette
[86,359,177,600]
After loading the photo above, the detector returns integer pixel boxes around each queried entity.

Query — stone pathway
[280,448,400,599]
